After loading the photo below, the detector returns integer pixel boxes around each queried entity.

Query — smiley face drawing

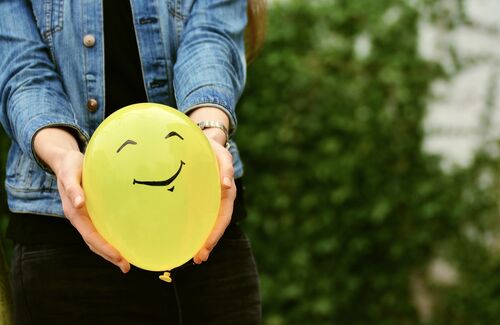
[117,131,186,192]
[83,103,220,271]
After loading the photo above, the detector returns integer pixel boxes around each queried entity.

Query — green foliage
[0,130,10,324]
[0,242,11,325]
[237,0,499,324]
[428,152,500,325]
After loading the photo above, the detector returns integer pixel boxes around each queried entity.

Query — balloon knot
[159,271,172,283]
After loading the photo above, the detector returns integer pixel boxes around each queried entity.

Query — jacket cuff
[25,116,89,174]
[177,85,238,135]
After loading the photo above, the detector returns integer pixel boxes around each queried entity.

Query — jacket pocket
[167,0,190,41]
[30,0,65,41]
[167,0,188,21]
[6,148,57,193]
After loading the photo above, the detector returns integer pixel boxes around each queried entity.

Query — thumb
[222,176,232,189]
[65,182,85,208]
[59,163,85,209]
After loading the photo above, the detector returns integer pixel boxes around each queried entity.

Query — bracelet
[196,120,231,149]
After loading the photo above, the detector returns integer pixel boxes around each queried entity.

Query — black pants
[10,222,261,324]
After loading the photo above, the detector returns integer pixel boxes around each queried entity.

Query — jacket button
[83,34,96,48]
[86,98,99,112]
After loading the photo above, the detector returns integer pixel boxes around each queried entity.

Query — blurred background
[2,0,500,324]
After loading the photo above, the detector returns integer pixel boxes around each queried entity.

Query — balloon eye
[116,139,137,153]
[165,131,184,140]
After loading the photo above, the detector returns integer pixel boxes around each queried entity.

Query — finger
[71,212,131,273]
[60,190,130,273]
[59,167,85,209]
[65,182,85,208]
[212,143,234,189]
[222,176,232,189]
[86,242,118,265]
[193,140,235,264]
[56,152,130,273]
[194,180,236,264]
[195,214,231,263]
[194,213,231,263]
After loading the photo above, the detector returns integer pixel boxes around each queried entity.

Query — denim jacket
[0,0,247,217]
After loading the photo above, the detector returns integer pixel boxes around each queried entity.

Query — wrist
[34,127,81,174]
[201,127,227,146]
[197,120,229,148]
[49,147,82,176]
[188,106,231,149]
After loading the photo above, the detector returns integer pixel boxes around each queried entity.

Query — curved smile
[133,160,186,187]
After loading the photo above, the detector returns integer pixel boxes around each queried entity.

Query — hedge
[236,0,500,323]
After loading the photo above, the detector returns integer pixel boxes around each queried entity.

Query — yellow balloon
[82,103,220,271]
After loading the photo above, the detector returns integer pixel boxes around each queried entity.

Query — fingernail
[73,195,83,207]
[119,261,129,273]
[223,177,232,187]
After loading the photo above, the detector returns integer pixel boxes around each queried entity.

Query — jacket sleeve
[0,0,88,167]
[173,0,247,134]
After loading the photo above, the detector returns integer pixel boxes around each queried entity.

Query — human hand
[188,107,236,264]
[34,128,130,273]
[193,135,236,264]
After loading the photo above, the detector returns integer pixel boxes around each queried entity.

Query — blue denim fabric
[0,0,247,217]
